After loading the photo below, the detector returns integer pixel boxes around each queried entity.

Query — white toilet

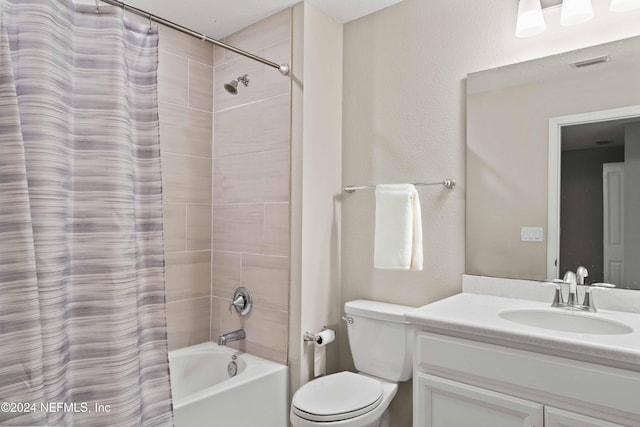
[290,300,414,427]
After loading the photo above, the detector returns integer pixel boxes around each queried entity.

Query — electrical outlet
[521,227,544,242]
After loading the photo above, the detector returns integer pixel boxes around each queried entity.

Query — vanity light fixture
[610,0,640,11]
[560,0,594,25]
[516,0,546,37]
[516,0,640,37]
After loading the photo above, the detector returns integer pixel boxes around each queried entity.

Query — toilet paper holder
[303,328,331,344]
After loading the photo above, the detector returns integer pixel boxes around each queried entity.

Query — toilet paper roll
[313,329,335,377]
[314,345,326,378]
[315,329,335,347]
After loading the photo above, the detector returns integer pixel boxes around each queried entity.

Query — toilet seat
[291,372,383,422]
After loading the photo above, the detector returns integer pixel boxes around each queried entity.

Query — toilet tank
[344,300,415,382]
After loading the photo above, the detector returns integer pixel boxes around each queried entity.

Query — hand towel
[374,184,423,271]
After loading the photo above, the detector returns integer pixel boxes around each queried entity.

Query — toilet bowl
[290,372,397,427]
[290,300,415,427]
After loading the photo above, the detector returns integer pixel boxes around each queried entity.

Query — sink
[499,309,634,335]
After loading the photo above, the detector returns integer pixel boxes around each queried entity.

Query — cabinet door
[545,406,625,427]
[415,373,543,427]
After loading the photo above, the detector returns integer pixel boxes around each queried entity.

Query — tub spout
[218,328,245,346]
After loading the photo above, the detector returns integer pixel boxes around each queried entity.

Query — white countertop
[406,293,640,372]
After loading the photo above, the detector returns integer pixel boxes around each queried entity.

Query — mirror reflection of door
[603,163,624,284]
[559,118,639,286]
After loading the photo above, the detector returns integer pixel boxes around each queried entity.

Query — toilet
[290,300,414,427]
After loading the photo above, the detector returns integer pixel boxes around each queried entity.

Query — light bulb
[561,0,594,26]
[610,0,640,12]
[516,0,546,38]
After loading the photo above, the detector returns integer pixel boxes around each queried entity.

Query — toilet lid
[292,372,383,422]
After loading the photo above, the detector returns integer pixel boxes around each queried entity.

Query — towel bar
[344,180,456,193]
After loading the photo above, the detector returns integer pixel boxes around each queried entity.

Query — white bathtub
[169,342,288,427]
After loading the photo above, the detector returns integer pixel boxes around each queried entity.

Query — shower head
[224,74,250,95]
[224,80,239,95]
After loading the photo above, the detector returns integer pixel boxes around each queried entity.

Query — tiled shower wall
[210,10,292,365]
[154,10,291,357]
[157,26,214,350]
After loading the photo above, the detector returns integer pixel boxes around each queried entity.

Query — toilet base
[291,409,389,427]
[379,410,389,427]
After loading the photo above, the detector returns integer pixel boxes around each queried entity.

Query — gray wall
[210,10,292,365]
[157,24,214,351]
[560,146,624,283]
[625,123,640,287]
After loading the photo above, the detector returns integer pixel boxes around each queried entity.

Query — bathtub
[169,342,288,427]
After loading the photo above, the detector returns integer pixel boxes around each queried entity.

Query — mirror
[548,108,640,289]
[466,36,640,290]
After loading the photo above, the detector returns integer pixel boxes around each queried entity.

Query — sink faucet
[218,328,246,346]
[543,266,615,312]
[576,266,589,285]
[563,270,578,306]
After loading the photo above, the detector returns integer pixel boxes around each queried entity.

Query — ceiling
[113,0,405,39]
[562,117,640,151]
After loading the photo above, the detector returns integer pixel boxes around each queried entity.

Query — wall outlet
[521,227,544,242]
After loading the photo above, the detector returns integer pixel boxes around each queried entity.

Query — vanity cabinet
[415,373,625,427]
[545,407,624,427]
[413,331,639,427]
[416,373,543,427]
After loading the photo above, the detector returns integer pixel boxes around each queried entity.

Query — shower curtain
[0,0,173,425]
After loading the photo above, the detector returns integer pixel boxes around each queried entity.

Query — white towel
[374,184,423,271]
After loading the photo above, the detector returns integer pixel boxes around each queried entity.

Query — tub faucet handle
[228,287,252,316]
[229,294,244,313]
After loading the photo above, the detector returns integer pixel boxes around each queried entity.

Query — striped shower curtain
[0,0,173,425]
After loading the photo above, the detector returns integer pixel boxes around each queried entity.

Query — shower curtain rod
[98,0,290,76]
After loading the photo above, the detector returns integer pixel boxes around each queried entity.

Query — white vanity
[406,292,640,427]
[441,33,640,427]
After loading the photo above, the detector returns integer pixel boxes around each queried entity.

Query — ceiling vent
[570,55,610,68]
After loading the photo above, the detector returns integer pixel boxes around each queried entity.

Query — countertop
[406,293,640,372]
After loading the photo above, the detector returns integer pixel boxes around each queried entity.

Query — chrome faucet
[543,266,615,312]
[563,270,578,306]
[218,328,246,346]
[576,266,589,285]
